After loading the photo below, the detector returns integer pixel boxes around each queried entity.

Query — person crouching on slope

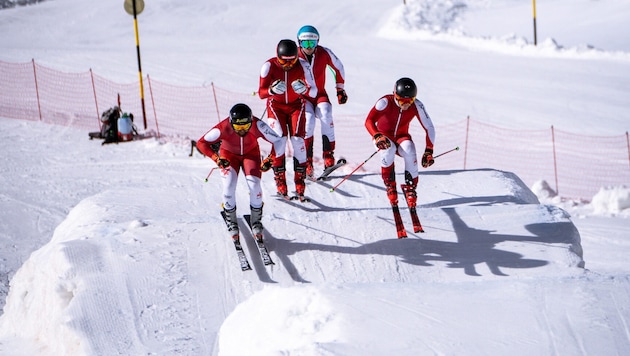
[197,103,285,242]
[364,77,436,210]
[258,39,317,202]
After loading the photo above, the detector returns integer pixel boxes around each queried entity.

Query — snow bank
[219,285,341,355]
[591,185,630,215]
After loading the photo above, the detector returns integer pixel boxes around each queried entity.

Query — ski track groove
[611,282,630,345]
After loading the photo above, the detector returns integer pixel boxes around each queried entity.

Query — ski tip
[338,158,347,164]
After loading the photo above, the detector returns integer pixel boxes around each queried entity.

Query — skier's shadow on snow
[273,196,381,213]
[344,171,531,209]
[239,218,277,283]
[269,207,580,278]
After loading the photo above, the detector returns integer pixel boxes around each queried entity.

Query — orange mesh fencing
[0,60,39,121]
[1,59,628,201]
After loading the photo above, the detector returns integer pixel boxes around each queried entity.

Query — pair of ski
[220,211,274,271]
[308,158,347,182]
[279,158,347,203]
[277,193,310,203]
[391,184,424,239]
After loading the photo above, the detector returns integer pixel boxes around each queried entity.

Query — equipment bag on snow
[89,106,121,144]
[117,113,134,142]
[89,107,138,145]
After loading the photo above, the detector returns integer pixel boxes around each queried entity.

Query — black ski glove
[337,88,348,104]
[421,148,434,168]
[260,154,273,172]
[373,133,391,150]
[216,157,230,169]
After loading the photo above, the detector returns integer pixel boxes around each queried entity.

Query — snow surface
[1,0,629,355]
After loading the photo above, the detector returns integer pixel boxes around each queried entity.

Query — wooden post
[31,59,42,121]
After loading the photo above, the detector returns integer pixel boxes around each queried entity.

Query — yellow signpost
[124,0,147,129]
[532,0,538,46]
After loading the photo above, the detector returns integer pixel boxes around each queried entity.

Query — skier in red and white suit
[197,103,285,240]
[296,25,347,177]
[365,77,436,209]
[259,39,317,200]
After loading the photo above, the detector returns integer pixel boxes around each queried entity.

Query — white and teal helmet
[297,25,319,49]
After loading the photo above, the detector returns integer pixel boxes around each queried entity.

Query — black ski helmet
[276,39,298,59]
[394,77,417,98]
[229,103,253,126]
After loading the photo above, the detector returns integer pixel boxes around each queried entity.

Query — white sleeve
[203,127,221,143]
[322,46,345,89]
[257,120,281,143]
[414,100,435,145]
[299,58,318,99]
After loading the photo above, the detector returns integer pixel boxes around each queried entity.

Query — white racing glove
[270,79,286,95]
[291,79,308,95]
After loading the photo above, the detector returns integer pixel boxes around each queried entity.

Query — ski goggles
[395,94,416,106]
[232,122,252,131]
[277,56,298,68]
[300,39,318,49]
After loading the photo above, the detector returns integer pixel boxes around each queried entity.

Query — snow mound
[219,285,341,355]
[0,167,584,354]
[592,185,630,215]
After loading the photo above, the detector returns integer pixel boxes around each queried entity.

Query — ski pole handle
[330,150,379,192]
[433,146,459,159]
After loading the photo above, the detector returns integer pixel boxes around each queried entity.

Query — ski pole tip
[455,146,460,150]
[329,188,335,192]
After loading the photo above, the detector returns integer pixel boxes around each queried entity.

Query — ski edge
[244,214,275,266]
[316,158,347,181]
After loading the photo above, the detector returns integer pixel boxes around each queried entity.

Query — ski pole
[330,150,379,192]
[204,167,218,182]
[434,146,459,159]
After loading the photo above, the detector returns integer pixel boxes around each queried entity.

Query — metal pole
[433,146,460,159]
[132,0,148,129]
[330,150,379,192]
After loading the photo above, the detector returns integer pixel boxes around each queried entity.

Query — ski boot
[223,206,239,241]
[250,205,264,242]
[401,171,418,208]
[273,166,288,199]
[385,181,398,206]
[305,136,315,179]
[322,136,336,169]
[294,161,308,202]
[323,151,335,169]
[382,164,398,205]
[401,171,423,233]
